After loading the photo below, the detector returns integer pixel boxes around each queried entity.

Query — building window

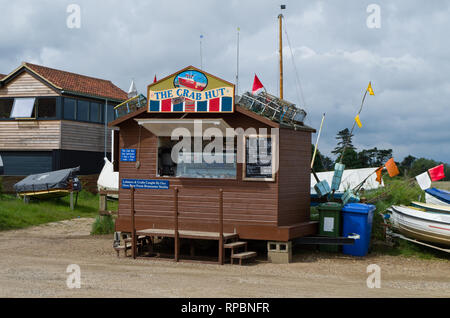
[107,104,115,123]
[37,98,57,119]
[63,98,76,120]
[0,98,14,118]
[10,98,36,119]
[243,136,276,181]
[90,102,101,123]
[77,100,89,121]
[157,137,237,179]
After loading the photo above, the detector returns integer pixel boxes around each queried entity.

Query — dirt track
[0,218,449,298]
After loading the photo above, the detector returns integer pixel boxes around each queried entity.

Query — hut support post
[174,187,179,262]
[70,192,74,210]
[130,186,136,259]
[218,189,224,265]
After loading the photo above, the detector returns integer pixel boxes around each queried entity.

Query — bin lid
[342,203,376,214]
[318,202,343,211]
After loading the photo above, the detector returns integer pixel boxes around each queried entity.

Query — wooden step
[232,251,257,259]
[224,241,247,249]
[231,251,257,265]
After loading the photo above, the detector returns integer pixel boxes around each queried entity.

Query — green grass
[91,215,115,235]
[0,191,117,231]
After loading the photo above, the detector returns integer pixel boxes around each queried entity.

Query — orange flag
[385,158,400,177]
[375,166,384,184]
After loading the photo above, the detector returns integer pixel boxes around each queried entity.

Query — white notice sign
[323,217,334,232]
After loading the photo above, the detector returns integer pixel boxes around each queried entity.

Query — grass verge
[0,191,117,231]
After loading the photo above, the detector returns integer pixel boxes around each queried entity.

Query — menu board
[244,136,274,180]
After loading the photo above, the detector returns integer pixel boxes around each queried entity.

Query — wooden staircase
[224,240,257,265]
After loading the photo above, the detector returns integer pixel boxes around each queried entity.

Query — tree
[331,128,355,158]
[337,148,360,169]
[400,155,416,176]
[311,144,334,172]
[408,158,450,181]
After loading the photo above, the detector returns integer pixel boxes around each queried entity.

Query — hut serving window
[157,137,237,179]
[243,136,276,181]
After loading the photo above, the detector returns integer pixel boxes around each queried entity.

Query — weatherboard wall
[0,72,59,97]
[114,111,316,241]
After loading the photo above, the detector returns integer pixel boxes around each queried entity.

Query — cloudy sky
[1,0,449,163]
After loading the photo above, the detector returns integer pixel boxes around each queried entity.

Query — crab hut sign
[147,66,235,113]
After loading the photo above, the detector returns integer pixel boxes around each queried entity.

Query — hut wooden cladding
[112,108,317,242]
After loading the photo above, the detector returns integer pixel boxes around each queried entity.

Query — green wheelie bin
[318,202,343,252]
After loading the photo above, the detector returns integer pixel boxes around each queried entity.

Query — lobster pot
[314,180,331,198]
[341,189,360,205]
[331,163,345,191]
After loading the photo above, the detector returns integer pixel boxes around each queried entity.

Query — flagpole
[339,83,370,164]
[200,35,203,69]
[236,27,240,96]
[311,113,326,169]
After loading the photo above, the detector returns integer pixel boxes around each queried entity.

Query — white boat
[425,188,450,206]
[387,205,450,246]
[410,201,450,214]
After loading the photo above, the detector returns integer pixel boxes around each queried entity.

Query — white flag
[415,172,431,190]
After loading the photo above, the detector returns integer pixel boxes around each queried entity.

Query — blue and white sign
[120,149,137,162]
[121,179,170,190]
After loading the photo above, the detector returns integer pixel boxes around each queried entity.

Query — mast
[279,5,286,99]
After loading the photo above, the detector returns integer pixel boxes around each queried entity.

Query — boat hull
[389,205,450,246]
[411,201,450,214]
[425,192,450,206]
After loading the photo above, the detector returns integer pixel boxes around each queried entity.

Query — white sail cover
[311,167,384,194]
[97,158,119,191]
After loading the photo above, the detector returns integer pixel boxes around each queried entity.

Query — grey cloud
[0,0,449,163]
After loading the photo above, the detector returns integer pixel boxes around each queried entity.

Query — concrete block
[267,241,292,264]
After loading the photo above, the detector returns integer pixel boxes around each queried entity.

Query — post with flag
[339,81,375,165]
[252,74,265,95]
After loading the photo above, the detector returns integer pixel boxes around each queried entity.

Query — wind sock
[428,164,445,181]
[385,158,400,177]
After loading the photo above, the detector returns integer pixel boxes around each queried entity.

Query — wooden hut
[109,66,317,263]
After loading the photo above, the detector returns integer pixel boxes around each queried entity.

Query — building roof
[0,74,6,80]
[1,62,127,101]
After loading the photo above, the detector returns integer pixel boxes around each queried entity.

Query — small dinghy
[14,167,81,200]
[387,205,450,247]
[425,188,450,206]
[410,201,450,214]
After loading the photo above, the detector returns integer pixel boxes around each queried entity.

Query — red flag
[252,74,264,95]
[153,75,157,83]
[428,164,445,181]
[385,158,400,177]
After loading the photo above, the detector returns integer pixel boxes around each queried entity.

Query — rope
[282,16,307,109]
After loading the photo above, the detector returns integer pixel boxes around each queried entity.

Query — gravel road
[0,218,448,298]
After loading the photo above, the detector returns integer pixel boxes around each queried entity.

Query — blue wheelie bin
[341,203,376,256]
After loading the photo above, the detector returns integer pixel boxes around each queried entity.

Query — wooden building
[0,62,127,175]
[110,67,317,262]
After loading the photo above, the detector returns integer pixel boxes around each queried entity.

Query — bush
[91,215,115,235]
[366,178,423,242]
